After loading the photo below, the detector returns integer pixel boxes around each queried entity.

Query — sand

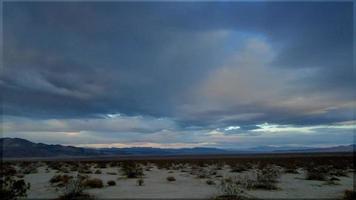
[22,165,354,199]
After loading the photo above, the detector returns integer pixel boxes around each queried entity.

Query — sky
[1,1,355,149]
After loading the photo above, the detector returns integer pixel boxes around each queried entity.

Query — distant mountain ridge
[0,138,354,158]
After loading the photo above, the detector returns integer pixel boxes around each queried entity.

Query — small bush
[107,172,117,175]
[305,166,329,181]
[0,177,30,200]
[137,178,144,186]
[50,174,73,185]
[107,180,116,186]
[206,179,216,185]
[218,177,245,199]
[254,165,281,190]
[166,176,176,182]
[94,170,102,174]
[284,166,299,174]
[230,165,248,173]
[330,169,348,177]
[343,190,355,200]
[58,175,94,200]
[121,162,144,178]
[83,178,104,188]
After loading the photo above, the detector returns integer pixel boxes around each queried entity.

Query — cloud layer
[1,2,354,148]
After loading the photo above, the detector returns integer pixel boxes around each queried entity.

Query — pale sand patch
[23,166,354,199]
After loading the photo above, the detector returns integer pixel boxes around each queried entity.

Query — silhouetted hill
[0,138,103,158]
[1,138,354,158]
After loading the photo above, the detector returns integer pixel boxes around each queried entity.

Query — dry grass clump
[107,180,116,186]
[121,162,144,178]
[166,176,176,182]
[82,178,104,188]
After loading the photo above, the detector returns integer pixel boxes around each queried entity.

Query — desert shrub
[21,165,38,174]
[230,165,248,173]
[58,175,94,200]
[50,174,73,186]
[166,176,176,182]
[96,163,107,169]
[217,177,245,200]
[137,178,144,186]
[343,190,355,200]
[324,178,340,185]
[284,167,299,174]
[107,172,117,175]
[0,176,31,200]
[121,162,144,178]
[253,165,281,190]
[330,168,348,177]
[1,164,17,177]
[82,178,103,188]
[94,170,102,174]
[206,179,216,185]
[305,165,330,181]
[107,180,116,186]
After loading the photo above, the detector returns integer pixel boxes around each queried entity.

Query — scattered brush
[94,170,102,174]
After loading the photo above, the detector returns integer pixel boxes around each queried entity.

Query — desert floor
[20,165,354,199]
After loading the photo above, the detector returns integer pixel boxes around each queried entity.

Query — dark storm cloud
[2,1,354,130]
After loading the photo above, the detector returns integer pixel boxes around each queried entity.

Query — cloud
[1,2,354,148]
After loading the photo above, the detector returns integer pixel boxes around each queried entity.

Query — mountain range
[1,138,354,158]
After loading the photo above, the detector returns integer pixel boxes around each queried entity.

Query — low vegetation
[217,177,245,200]
[57,175,94,200]
[50,174,73,187]
[1,176,31,200]
[137,178,144,186]
[107,180,116,186]
[121,162,144,178]
[82,178,104,188]
[166,176,176,182]
[343,189,355,200]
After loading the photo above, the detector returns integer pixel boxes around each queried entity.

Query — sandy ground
[22,165,354,199]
